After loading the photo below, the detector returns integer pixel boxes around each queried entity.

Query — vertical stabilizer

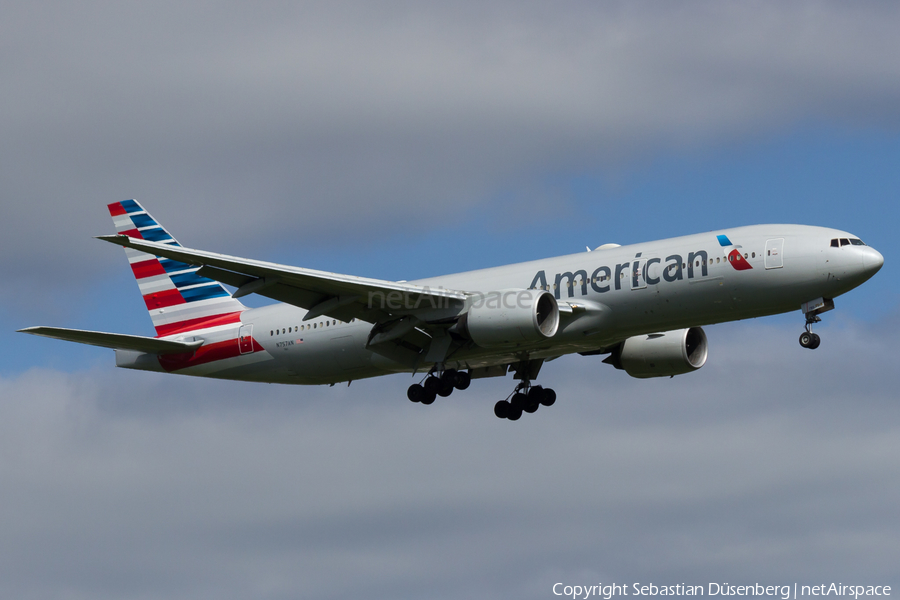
[107,199,246,337]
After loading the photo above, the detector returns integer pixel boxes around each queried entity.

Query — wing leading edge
[96,234,470,325]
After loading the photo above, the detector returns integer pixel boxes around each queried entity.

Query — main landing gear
[407,368,471,405]
[493,359,555,421]
[407,361,556,421]
[493,382,556,421]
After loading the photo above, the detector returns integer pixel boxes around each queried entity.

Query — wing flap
[18,327,204,354]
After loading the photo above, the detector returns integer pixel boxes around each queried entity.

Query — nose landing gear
[799,313,821,349]
[799,297,834,350]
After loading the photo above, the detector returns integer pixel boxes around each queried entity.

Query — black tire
[440,369,459,387]
[454,371,471,390]
[523,400,539,414]
[799,332,812,348]
[424,377,442,394]
[540,388,557,407]
[507,406,523,421]
[437,383,454,397]
[420,391,436,405]
[810,333,821,349]
[510,392,527,410]
[407,384,424,403]
[494,400,510,419]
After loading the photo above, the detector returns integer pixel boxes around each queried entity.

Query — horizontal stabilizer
[18,327,204,355]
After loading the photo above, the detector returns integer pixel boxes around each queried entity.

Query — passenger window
[841,239,850,246]
[313,323,316,329]
[831,239,839,248]
[270,330,273,336]
[744,253,748,259]
[751,252,755,258]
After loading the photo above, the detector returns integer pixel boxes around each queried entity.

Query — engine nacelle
[607,327,708,378]
[456,288,559,347]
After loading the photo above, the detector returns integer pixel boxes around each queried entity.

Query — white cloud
[3,1,900,307]
[1,317,898,598]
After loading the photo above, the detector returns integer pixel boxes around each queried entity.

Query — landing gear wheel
[510,392,527,410]
[440,369,459,387]
[506,406,523,421]
[540,388,556,407]
[423,377,442,395]
[523,386,542,413]
[407,384,424,403]
[799,332,813,348]
[494,400,510,419]
[809,333,821,349]
[454,371,471,390]
[437,383,454,397]
[420,391,436,405]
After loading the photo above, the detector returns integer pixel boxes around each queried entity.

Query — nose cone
[862,246,885,276]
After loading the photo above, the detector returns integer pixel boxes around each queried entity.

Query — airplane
[20,199,884,421]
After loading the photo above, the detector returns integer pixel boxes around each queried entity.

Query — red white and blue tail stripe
[108,199,246,336]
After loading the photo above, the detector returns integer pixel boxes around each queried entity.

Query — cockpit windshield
[831,238,866,247]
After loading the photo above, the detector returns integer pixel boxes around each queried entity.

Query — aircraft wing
[18,326,204,354]
[97,235,470,324]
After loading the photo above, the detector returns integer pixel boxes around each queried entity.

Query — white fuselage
[117,224,883,384]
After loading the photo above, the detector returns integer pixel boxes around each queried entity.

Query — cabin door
[765,238,784,269]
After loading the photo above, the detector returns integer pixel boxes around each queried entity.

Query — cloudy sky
[2,2,900,598]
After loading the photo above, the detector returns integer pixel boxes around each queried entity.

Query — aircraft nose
[862,246,884,276]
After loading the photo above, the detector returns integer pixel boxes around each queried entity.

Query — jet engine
[604,327,708,378]
[455,289,559,347]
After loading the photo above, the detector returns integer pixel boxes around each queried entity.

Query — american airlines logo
[717,234,753,271]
